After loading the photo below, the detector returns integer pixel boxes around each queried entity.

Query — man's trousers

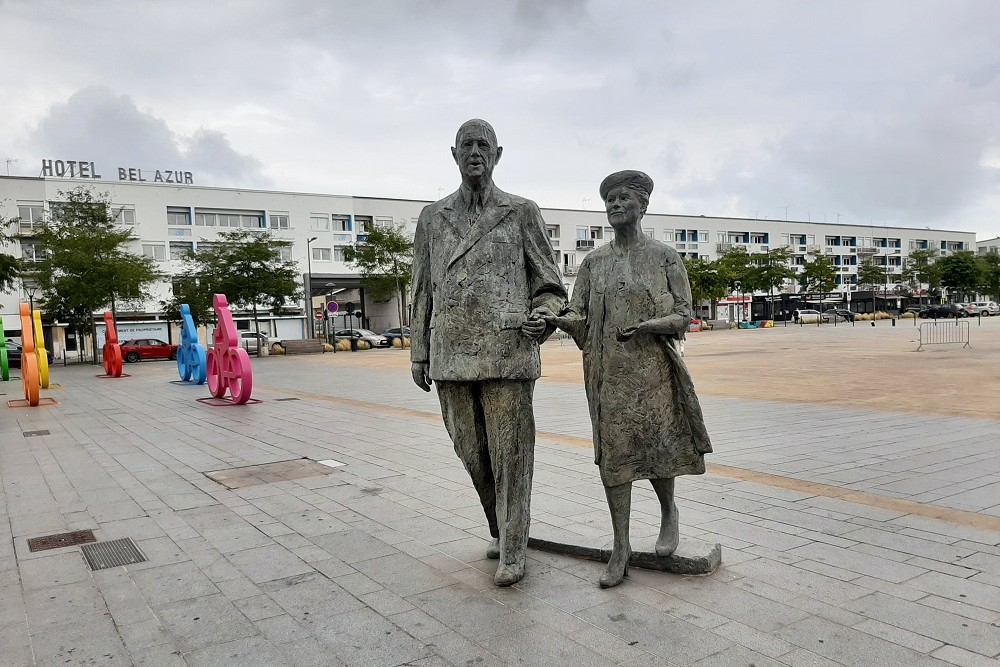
[436,380,535,566]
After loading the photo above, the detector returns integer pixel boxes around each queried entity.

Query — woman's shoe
[599,548,630,588]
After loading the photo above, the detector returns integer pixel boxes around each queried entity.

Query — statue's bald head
[455,119,498,150]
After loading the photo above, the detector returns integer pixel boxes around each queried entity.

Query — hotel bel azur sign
[40,158,194,184]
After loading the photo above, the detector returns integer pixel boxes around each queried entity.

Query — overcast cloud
[2,0,998,237]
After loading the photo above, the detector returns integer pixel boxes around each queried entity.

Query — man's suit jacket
[410,186,567,382]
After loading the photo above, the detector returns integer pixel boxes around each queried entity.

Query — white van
[969,301,999,316]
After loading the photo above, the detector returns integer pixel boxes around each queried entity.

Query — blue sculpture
[177,304,207,384]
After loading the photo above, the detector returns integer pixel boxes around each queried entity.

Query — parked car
[904,305,925,314]
[239,331,282,353]
[793,309,828,323]
[381,327,411,345]
[120,338,179,363]
[955,303,977,316]
[968,301,1000,316]
[335,328,390,348]
[822,308,855,322]
[3,339,54,367]
[918,304,968,319]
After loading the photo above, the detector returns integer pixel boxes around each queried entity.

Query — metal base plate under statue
[527,522,721,576]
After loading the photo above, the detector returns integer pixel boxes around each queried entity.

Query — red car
[120,338,179,363]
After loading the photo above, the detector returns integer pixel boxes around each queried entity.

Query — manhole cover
[275,397,300,402]
[204,458,340,489]
[23,430,50,437]
[81,538,147,570]
[28,530,97,552]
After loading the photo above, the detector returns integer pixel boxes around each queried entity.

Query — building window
[333,247,348,262]
[546,225,560,239]
[269,212,290,229]
[355,215,373,233]
[312,247,332,261]
[278,247,292,262]
[332,215,351,232]
[310,214,330,231]
[142,244,166,261]
[167,207,191,226]
[699,231,708,242]
[576,227,588,240]
[375,216,394,228]
[664,230,674,242]
[20,242,47,262]
[114,207,136,225]
[196,241,219,255]
[589,227,603,240]
[17,202,44,224]
[643,228,654,239]
[169,241,193,260]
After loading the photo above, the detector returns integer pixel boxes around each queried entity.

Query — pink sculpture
[206,294,253,404]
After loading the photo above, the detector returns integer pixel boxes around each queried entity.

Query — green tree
[0,214,20,294]
[798,254,838,293]
[173,229,300,349]
[29,187,161,355]
[342,223,414,330]
[716,247,757,292]
[750,247,796,318]
[159,273,215,327]
[856,258,887,291]
[938,250,982,301]
[901,248,940,303]
[683,258,727,318]
[977,251,1000,301]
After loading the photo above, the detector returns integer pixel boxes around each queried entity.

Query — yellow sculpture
[33,309,49,389]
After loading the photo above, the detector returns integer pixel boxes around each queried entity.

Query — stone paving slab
[1,355,999,666]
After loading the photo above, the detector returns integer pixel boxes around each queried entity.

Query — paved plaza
[1,333,999,666]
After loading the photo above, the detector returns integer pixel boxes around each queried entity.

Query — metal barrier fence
[917,320,971,351]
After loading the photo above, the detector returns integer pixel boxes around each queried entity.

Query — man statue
[410,119,567,586]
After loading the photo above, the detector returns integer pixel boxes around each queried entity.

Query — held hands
[411,362,432,392]
[616,321,650,342]
[521,307,554,340]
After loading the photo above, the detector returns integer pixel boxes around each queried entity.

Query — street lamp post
[305,237,317,338]
[23,281,38,313]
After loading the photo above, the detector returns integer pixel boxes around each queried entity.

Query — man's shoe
[486,538,500,560]
[494,562,524,587]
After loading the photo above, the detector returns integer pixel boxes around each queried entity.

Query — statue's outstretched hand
[411,362,432,392]
[521,307,553,340]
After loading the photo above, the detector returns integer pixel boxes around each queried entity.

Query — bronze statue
[544,170,713,588]
[410,119,567,586]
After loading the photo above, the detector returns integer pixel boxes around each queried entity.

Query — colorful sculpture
[177,304,207,384]
[102,311,123,378]
[0,316,9,382]
[33,310,50,388]
[19,304,40,406]
[206,294,253,404]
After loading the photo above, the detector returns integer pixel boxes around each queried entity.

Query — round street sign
[327,301,339,313]
[315,310,323,319]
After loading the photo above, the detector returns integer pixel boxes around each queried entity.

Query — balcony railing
[576,239,595,250]
[858,247,877,255]
[563,265,579,276]
[716,242,732,253]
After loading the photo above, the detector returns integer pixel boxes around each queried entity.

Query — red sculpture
[206,294,253,404]
[102,311,123,378]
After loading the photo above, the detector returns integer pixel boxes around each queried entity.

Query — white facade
[1,175,979,347]
[977,237,1000,256]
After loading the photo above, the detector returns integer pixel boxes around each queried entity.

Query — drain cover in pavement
[27,530,97,552]
[23,430,50,437]
[81,538,147,570]
[204,458,341,489]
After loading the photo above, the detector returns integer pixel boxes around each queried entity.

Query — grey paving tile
[906,570,1000,613]
[185,635,288,667]
[29,617,131,667]
[154,593,257,652]
[309,606,434,667]
[0,623,32,667]
[133,560,220,607]
[260,572,366,622]
[17,550,92,591]
[774,616,954,667]
[227,543,313,583]
[310,528,400,564]
[844,592,1000,656]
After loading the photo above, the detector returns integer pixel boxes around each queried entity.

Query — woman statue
[543,170,713,588]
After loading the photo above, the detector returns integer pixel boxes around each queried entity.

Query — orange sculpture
[19,303,40,406]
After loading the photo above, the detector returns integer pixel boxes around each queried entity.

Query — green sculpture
[0,316,8,381]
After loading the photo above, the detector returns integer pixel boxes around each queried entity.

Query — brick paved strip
[258,384,1000,536]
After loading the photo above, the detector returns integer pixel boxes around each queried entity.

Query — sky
[2,0,999,238]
